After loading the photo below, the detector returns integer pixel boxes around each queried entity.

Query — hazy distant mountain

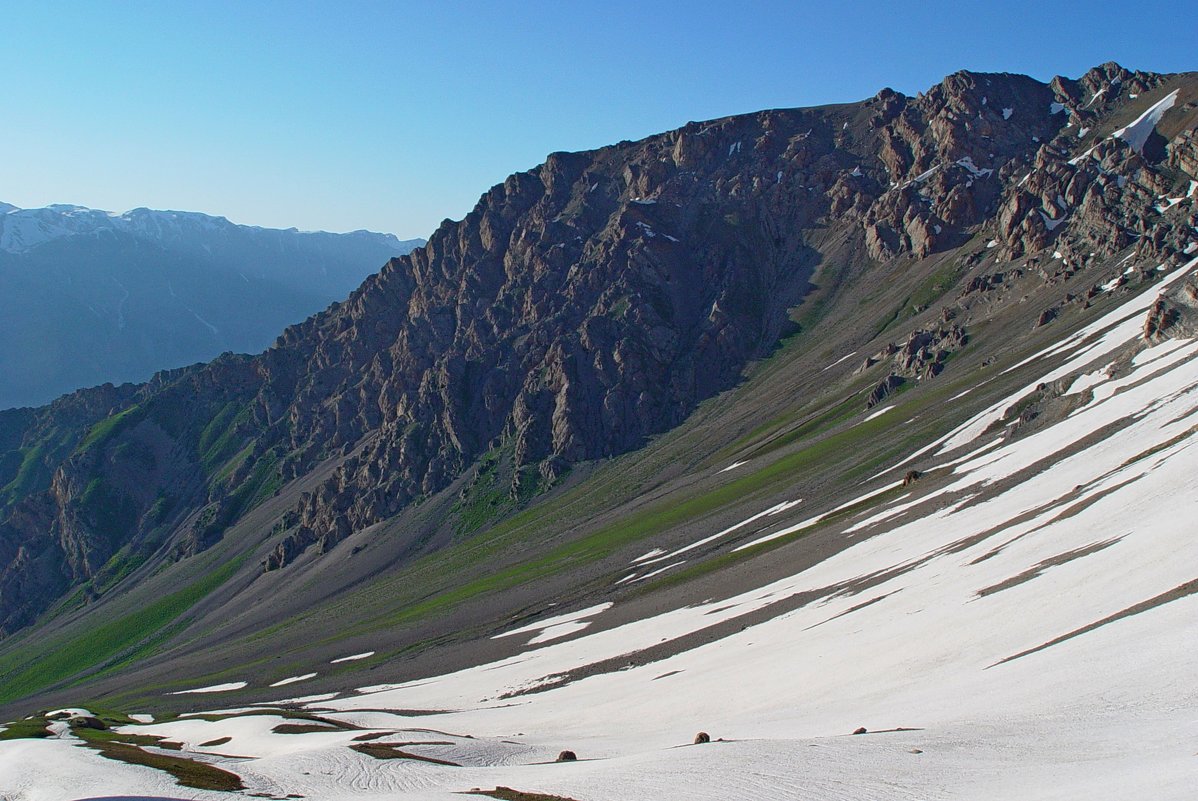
[0,204,423,408]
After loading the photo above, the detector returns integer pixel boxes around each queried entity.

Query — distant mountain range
[0,203,424,408]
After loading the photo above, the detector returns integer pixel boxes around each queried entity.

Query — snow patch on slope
[1112,89,1178,154]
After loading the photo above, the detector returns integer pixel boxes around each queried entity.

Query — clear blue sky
[1,1,1192,239]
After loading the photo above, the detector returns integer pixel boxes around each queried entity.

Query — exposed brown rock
[1144,277,1198,343]
[867,374,906,408]
[67,715,107,731]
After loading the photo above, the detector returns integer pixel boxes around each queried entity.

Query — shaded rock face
[2,63,1198,634]
[0,383,141,633]
[0,359,259,634]
[260,127,831,564]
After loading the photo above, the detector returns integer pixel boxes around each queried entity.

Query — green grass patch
[610,295,632,318]
[223,449,283,518]
[91,547,151,595]
[197,401,253,478]
[211,442,253,486]
[196,401,240,455]
[873,299,908,338]
[790,293,831,334]
[452,447,546,538]
[190,449,282,548]
[81,738,244,791]
[0,556,244,704]
[145,493,176,525]
[44,585,89,618]
[74,726,182,750]
[76,405,143,454]
[1,442,46,506]
[908,262,963,312]
[0,718,50,740]
[743,394,863,461]
[1,425,81,508]
[0,707,140,742]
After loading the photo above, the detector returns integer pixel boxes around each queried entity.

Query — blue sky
[1,1,1192,238]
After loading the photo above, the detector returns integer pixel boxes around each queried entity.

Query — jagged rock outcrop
[860,321,967,410]
[866,374,906,408]
[1145,275,1198,343]
[261,134,821,564]
[861,323,968,384]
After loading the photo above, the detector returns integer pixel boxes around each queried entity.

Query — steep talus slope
[0,204,423,409]
[0,63,1196,711]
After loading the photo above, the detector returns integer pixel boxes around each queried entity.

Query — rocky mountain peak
[1049,61,1165,116]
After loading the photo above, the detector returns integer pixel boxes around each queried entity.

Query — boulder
[67,716,107,731]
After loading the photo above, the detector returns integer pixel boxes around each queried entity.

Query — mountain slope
[0,204,423,409]
[0,61,1195,727]
[3,134,1198,801]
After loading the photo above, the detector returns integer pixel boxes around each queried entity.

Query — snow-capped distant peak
[0,203,134,253]
[0,201,406,254]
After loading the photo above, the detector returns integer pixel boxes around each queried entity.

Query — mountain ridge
[0,61,1195,715]
[0,201,421,254]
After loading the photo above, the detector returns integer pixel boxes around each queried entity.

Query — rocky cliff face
[258,127,826,565]
[2,62,1196,635]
